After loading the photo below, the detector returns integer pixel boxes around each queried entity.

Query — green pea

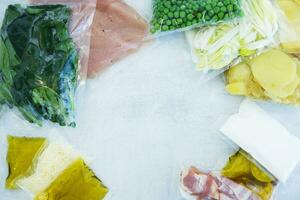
[150,0,243,33]
[179,11,186,18]
[218,12,225,19]
[162,25,169,31]
[177,18,183,24]
[187,14,194,20]
[168,12,174,18]
[174,11,179,18]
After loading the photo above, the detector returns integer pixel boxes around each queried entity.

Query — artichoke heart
[6,136,47,189]
[35,159,108,200]
[226,49,300,104]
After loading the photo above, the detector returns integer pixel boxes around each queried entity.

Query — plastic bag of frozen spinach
[0,0,96,127]
[149,0,244,36]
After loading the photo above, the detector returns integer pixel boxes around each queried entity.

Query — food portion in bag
[87,0,148,77]
[17,141,80,194]
[225,49,300,104]
[6,136,47,189]
[181,168,260,200]
[222,151,275,200]
[35,159,108,200]
[29,0,97,80]
[186,0,279,70]
[5,135,108,200]
[277,0,300,53]
[221,99,300,182]
[0,4,78,127]
[150,0,244,35]
[180,150,276,200]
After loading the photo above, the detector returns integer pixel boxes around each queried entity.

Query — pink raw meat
[180,167,260,200]
[88,0,148,77]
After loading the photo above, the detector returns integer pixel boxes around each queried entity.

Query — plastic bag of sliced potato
[225,48,300,105]
[0,0,96,127]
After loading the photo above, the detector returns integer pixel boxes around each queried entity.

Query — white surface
[221,100,300,182]
[0,1,300,200]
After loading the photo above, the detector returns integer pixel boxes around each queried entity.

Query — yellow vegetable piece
[250,49,297,90]
[222,150,275,200]
[222,150,251,179]
[277,0,300,53]
[35,159,108,200]
[277,0,300,23]
[226,49,300,104]
[226,82,248,96]
[251,164,273,183]
[6,136,47,189]
[226,62,251,83]
[266,75,300,98]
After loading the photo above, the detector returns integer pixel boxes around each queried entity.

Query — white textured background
[0,1,300,200]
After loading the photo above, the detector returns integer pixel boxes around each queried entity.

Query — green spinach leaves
[0,4,78,127]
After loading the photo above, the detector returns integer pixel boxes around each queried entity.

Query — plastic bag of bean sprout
[149,0,244,36]
[185,0,280,73]
[0,0,96,127]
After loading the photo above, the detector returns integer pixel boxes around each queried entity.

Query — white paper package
[220,99,300,182]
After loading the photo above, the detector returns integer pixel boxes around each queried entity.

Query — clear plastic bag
[87,0,149,77]
[4,134,109,199]
[180,149,278,200]
[0,0,96,127]
[185,0,279,73]
[149,0,244,36]
[225,49,300,105]
[180,100,300,200]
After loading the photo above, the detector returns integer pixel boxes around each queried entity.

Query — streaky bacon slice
[180,167,260,200]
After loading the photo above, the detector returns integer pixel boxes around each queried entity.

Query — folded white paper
[220,100,300,182]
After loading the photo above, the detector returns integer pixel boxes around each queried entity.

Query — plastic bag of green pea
[150,0,244,35]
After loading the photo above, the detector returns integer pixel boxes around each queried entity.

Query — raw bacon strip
[87,0,148,77]
[180,167,260,200]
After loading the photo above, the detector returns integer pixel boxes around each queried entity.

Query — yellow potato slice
[250,49,297,91]
[295,0,300,5]
[6,136,47,189]
[277,0,300,22]
[35,159,108,200]
[227,62,251,83]
[265,75,300,98]
[226,82,248,96]
[277,0,300,52]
